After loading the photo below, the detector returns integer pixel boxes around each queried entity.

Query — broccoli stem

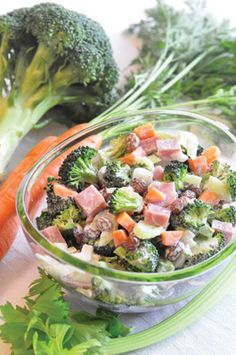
[0,94,60,175]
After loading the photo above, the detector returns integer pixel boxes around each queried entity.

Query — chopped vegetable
[170,200,211,231]
[116,212,136,233]
[112,229,128,247]
[202,146,221,165]
[184,173,202,187]
[122,146,146,165]
[134,123,156,140]
[198,191,220,207]
[208,206,236,224]
[109,187,143,214]
[163,161,188,190]
[103,160,130,188]
[145,187,166,203]
[161,231,184,246]
[133,221,164,240]
[188,156,208,175]
[115,241,159,272]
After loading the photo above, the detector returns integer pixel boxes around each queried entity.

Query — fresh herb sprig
[0,269,130,354]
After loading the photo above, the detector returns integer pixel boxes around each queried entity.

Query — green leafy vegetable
[0,269,131,354]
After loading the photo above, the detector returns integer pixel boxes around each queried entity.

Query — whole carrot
[0,136,57,260]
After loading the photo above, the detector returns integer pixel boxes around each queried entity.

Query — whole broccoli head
[109,187,143,214]
[103,160,130,188]
[163,161,188,190]
[171,200,212,230]
[208,206,236,224]
[52,204,82,230]
[0,3,118,175]
[59,146,101,191]
[114,241,159,272]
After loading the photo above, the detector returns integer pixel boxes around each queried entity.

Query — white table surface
[1,1,236,354]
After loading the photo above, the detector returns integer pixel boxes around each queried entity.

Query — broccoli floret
[208,206,236,224]
[103,160,130,188]
[88,240,115,257]
[171,200,211,230]
[108,188,143,214]
[0,3,118,175]
[184,232,226,267]
[114,241,159,272]
[59,146,101,191]
[163,161,188,190]
[36,210,54,230]
[209,161,236,200]
[47,191,73,217]
[52,205,82,230]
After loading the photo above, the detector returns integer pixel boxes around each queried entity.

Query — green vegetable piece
[163,161,188,190]
[115,241,159,272]
[133,221,164,240]
[109,188,143,214]
[52,205,82,230]
[208,206,236,224]
[103,160,130,188]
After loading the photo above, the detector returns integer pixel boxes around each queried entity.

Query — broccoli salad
[36,122,236,273]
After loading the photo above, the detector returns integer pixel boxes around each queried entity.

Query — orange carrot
[145,187,166,203]
[188,156,208,175]
[161,230,184,246]
[53,183,79,199]
[122,146,146,165]
[116,212,136,233]
[134,123,156,140]
[0,136,57,260]
[202,146,221,165]
[198,191,220,207]
[113,229,128,247]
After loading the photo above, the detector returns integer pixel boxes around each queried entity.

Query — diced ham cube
[153,165,164,180]
[212,220,234,243]
[144,204,171,227]
[141,137,158,154]
[148,181,177,207]
[42,225,65,243]
[75,185,107,217]
[156,139,181,157]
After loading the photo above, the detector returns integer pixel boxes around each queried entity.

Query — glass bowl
[17,109,236,313]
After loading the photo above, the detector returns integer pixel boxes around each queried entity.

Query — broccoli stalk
[0,3,118,175]
[163,161,188,190]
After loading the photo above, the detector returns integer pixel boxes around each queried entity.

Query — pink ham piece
[42,225,65,243]
[75,184,107,217]
[212,220,234,243]
[144,204,171,227]
[141,136,158,154]
[153,165,164,180]
[148,181,177,207]
[156,139,181,158]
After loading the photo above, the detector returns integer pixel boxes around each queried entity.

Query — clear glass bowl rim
[16,109,236,283]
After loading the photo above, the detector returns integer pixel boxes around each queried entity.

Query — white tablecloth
[1,1,236,354]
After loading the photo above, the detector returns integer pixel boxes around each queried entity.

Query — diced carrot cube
[122,146,146,165]
[112,229,128,247]
[134,123,156,140]
[198,191,220,207]
[53,183,79,199]
[202,146,221,165]
[161,231,184,246]
[116,212,136,232]
[145,187,166,203]
[188,156,208,175]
